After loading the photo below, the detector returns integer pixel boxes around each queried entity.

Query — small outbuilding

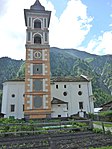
[100,101,112,111]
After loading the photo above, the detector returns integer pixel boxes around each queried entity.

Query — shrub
[93,128,103,134]
[99,111,112,117]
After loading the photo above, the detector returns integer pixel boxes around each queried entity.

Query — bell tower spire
[30,0,45,11]
[24,1,51,119]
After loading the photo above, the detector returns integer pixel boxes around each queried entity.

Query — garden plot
[0,131,112,149]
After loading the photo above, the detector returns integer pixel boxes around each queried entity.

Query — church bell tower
[24,0,51,119]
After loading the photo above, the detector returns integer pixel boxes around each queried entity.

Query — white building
[2,80,25,119]
[1,75,94,119]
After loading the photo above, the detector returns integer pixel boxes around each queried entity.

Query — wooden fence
[0,119,93,136]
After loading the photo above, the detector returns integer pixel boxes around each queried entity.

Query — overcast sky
[0,0,112,60]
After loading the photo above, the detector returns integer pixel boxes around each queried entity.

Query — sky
[0,0,112,60]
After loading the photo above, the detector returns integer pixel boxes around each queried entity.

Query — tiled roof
[51,97,68,104]
[4,75,91,83]
[51,75,91,82]
[3,78,25,83]
[100,100,112,107]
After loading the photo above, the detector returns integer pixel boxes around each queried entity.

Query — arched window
[34,19,41,28]
[34,34,41,44]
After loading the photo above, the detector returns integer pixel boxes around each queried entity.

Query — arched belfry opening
[34,34,41,44]
[34,19,41,28]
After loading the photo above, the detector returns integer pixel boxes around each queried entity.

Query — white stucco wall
[1,81,25,119]
[51,81,94,117]
[1,83,8,115]
[51,104,68,117]
[1,79,94,119]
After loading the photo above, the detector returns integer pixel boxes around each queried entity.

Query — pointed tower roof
[30,0,45,11]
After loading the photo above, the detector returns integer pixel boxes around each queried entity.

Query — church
[2,75,94,119]
[1,0,94,119]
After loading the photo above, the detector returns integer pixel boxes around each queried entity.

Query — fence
[0,119,93,137]
[93,121,112,134]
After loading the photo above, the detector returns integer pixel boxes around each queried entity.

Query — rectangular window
[79,84,81,88]
[45,32,48,42]
[79,102,83,110]
[56,85,58,89]
[29,17,31,27]
[64,85,66,88]
[11,105,15,112]
[33,79,43,91]
[27,32,31,41]
[33,64,43,75]
[44,18,47,28]
[58,115,61,117]
[67,104,68,110]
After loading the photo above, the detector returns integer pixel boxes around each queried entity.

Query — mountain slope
[88,55,112,94]
[51,47,97,60]
[0,57,24,89]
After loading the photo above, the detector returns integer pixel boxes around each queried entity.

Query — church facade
[1,76,94,119]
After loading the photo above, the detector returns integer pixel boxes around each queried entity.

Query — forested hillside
[0,48,112,108]
[0,57,24,89]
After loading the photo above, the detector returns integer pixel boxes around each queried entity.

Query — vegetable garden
[0,118,112,148]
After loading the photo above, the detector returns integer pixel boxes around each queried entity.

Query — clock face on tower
[33,51,42,59]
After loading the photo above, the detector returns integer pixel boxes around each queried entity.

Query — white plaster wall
[2,81,25,119]
[87,81,94,113]
[88,82,93,95]
[51,81,94,117]
[1,83,8,115]
[51,104,68,117]
[1,80,94,119]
